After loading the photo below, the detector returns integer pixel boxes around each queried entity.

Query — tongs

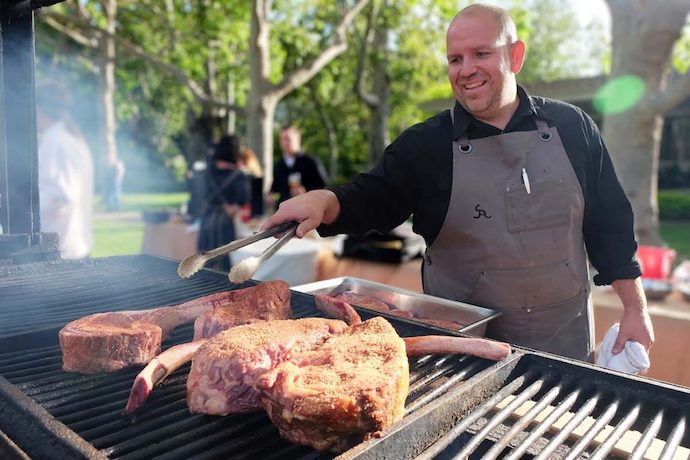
[177,221,298,279]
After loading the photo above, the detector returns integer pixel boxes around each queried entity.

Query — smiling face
[446,7,525,128]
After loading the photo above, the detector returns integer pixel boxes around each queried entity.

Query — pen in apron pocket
[521,168,531,194]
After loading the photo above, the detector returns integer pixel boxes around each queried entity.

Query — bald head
[449,4,518,46]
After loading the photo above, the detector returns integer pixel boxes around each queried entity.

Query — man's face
[446,12,524,124]
[279,130,300,155]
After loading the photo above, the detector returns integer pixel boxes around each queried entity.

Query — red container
[637,245,677,280]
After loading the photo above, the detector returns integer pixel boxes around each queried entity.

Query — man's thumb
[612,336,626,355]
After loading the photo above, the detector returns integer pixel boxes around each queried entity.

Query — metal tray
[292,276,500,336]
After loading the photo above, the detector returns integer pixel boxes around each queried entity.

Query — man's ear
[510,40,526,74]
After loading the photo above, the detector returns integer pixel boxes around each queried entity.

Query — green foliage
[37,0,606,188]
[672,20,690,73]
[659,190,690,220]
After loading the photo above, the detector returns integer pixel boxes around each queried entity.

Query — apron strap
[535,118,552,142]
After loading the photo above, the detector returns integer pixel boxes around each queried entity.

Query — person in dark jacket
[262,4,654,362]
[270,126,328,205]
[197,135,249,272]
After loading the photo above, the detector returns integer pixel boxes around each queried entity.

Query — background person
[104,156,126,211]
[262,3,654,362]
[36,83,94,260]
[270,125,329,205]
[197,134,250,271]
[238,146,264,219]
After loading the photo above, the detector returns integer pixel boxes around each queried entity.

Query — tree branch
[648,73,690,116]
[355,1,379,109]
[272,0,370,100]
[41,14,99,48]
[38,10,245,114]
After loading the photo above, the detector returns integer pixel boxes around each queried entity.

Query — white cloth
[596,323,650,375]
[38,122,94,259]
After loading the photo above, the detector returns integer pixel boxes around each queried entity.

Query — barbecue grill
[3,2,690,459]
[2,257,690,460]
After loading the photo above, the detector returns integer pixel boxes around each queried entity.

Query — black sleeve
[302,155,329,191]
[318,131,417,237]
[270,162,282,194]
[580,112,642,285]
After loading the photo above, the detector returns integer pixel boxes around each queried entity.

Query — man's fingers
[296,218,318,238]
[612,332,628,355]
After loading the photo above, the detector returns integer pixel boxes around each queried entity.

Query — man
[270,126,328,205]
[263,4,654,361]
[37,84,94,260]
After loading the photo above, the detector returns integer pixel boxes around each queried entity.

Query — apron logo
[473,204,492,219]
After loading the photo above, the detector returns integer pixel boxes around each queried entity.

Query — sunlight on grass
[92,193,189,257]
[92,219,145,257]
[660,221,690,263]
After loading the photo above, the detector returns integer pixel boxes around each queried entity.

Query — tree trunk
[603,0,690,245]
[367,24,390,168]
[100,0,118,164]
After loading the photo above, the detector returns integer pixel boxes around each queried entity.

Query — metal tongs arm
[177,221,298,278]
[204,220,297,260]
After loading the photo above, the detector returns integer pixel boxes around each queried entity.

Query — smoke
[34,58,183,196]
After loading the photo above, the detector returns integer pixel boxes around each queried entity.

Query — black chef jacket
[320,86,641,286]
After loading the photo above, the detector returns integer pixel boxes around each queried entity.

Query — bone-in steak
[187,318,348,415]
[60,290,232,374]
[256,317,409,453]
[60,281,291,374]
[193,280,291,339]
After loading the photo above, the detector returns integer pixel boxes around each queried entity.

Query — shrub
[659,190,690,220]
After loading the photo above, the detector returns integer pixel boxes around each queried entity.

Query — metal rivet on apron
[526,307,533,313]
[459,144,472,154]
[539,132,552,142]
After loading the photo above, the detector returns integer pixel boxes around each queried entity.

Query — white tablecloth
[230,237,322,286]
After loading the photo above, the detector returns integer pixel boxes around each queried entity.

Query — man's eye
[477,51,490,57]
[448,57,461,65]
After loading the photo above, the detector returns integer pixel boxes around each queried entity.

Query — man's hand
[611,278,655,354]
[261,190,340,238]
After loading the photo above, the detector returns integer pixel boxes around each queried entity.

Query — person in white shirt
[36,87,94,259]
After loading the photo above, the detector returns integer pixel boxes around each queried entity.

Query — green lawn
[660,220,690,262]
[92,193,188,257]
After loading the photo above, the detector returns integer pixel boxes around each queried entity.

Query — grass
[92,193,188,257]
[660,220,690,262]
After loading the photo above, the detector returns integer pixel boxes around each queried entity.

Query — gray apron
[422,112,593,361]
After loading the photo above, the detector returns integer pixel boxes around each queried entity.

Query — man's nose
[459,58,476,77]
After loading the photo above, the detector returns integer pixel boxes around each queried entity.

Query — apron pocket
[505,178,570,233]
[467,260,582,309]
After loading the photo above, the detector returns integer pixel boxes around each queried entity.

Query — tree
[245,0,369,191]
[602,0,690,244]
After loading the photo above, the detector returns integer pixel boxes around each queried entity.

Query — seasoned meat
[193,280,291,339]
[187,318,348,415]
[256,317,409,453]
[60,290,232,374]
[61,281,290,374]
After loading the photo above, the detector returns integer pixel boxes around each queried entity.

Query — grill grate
[351,353,690,460]
[0,255,497,459]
